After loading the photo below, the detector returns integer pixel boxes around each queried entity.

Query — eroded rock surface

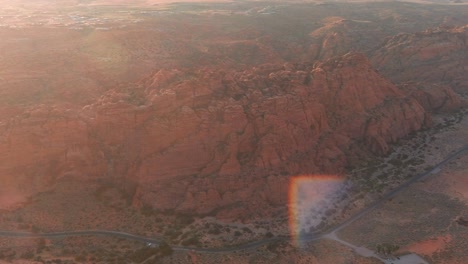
[2,52,455,219]
[371,25,468,92]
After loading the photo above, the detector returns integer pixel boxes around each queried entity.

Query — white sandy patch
[295,180,347,233]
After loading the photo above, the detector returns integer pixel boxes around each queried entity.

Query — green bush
[158,241,173,257]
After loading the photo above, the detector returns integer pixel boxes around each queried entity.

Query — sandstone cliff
[399,82,466,113]
[307,18,386,61]
[1,53,440,218]
[371,25,468,93]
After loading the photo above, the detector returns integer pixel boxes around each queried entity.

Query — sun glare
[289,175,347,246]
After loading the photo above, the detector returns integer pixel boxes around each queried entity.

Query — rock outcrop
[0,104,107,209]
[371,25,468,92]
[307,18,386,61]
[399,83,466,113]
[1,52,442,218]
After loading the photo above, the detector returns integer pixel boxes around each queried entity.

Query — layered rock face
[371,25,468,92]
[129,53,433,219]
[0,53,437,218]
[399,83,466,113]
[0,104,108,209]
[307,18,386,61]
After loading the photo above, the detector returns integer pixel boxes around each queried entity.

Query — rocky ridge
[371,25,468,93]
[2,52,460,219]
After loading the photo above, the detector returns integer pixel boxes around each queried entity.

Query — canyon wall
[0,14,466,219]
[0,52,442,218]
[371,25,468,93]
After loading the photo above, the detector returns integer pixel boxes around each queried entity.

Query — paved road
[303,144,468,240]
[0,145,466,254]
[0,230,162,243]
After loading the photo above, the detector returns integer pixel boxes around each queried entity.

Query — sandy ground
[421,155,468,204]
[0,191,27,211]
[403,235,452,256]
[336,108,468,263]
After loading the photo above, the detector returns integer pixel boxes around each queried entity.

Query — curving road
[0,145,466,254]
[303,144,468,240]
[0,230,161,244]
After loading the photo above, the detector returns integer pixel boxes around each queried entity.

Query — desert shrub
[128,247,159,263]
[74,254,86,262]
[208,227,221,235]
[31,225,41,233]
[181,236,201,247]
[20,251,34,259]
[242,227,252,234]
[158,241,173,257]
[376,243,400,255]
[267,240,284,253]
[140,204,154,216]
[167,230,182,240]
[127,242,173,263]
[177,214,195,226]
[37,238,46,252]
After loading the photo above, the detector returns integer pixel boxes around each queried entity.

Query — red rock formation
[0,104,108,209]
[399,83,466,113]
[128,52,433,218]
[307,18,386,61]
[371,25,468,92]
[1,52,439,219]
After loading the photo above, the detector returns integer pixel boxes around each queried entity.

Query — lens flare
[288,175,346,246]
